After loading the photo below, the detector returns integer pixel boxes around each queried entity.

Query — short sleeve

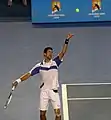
[53,56,63,67]
[29,63,40,76]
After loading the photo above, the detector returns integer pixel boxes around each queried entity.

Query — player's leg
[22,0,27,6]
[8,0,12,6]
[54,108,61,120]
[40,90,49,120]
[40,110,47,120]
[50,90,61,120]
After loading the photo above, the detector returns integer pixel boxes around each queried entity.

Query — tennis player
[12,33,73,120]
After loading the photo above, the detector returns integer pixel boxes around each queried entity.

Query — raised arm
[58,33,74,60]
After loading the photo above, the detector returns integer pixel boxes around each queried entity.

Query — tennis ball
[76,8,79,12]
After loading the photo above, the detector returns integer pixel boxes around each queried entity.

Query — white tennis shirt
[29,56,63,90]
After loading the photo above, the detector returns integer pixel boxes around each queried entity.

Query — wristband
[16,78,21,83]
[65,39,69,44]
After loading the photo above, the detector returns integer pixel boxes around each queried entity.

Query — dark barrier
[0,0,31,21]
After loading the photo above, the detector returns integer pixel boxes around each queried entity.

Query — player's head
[43,47,53,60]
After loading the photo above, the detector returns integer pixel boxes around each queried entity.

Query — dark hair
[43,47,53,53]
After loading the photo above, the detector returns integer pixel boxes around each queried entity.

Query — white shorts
[40,89,61,111]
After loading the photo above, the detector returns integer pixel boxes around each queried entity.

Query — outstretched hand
[66,33,74,40]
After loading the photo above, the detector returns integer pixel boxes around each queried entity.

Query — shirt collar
[43,59,53,64]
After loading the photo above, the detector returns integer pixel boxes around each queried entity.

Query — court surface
[62,83,111,120]
[0,22,111,120]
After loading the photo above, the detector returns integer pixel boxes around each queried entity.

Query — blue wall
[31,0,111,23]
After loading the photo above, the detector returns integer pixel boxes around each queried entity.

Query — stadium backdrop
[31,0,111,23]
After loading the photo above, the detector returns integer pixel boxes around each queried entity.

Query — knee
[40,110,46,117]
[55,109,61,117]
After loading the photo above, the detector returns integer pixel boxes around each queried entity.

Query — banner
[31,0,111,23]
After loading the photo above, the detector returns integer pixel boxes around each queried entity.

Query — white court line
[65,82,111,86]
[62,84,69,120]
[61,83,111,119]
[68,97,111,101]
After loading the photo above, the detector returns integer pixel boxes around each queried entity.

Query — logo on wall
[88,0,105,18]
[48,0,65,19]
[92,0,101,12]
[52,1,61,14]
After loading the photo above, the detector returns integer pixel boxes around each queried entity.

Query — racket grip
[12,86,15,91]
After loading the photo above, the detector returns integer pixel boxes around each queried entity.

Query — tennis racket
[4,86,15,109]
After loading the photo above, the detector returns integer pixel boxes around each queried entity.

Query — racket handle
[12,86,15,91]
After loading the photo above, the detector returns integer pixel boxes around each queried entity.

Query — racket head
[4,86,15,109]
[4,92,13,109]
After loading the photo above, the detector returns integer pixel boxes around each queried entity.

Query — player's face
[44,49,53,60]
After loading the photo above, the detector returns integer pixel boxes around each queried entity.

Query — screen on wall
[31,0,111,23]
